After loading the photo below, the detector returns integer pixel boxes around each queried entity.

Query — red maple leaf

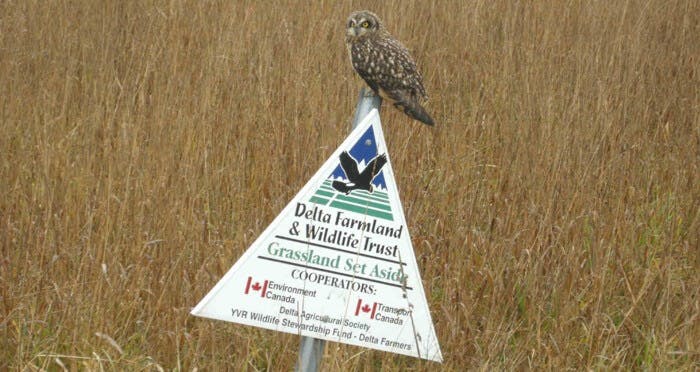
[251,282,261,291]
[362,304,371,313]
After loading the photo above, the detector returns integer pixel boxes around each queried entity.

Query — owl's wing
[377,38,428,100]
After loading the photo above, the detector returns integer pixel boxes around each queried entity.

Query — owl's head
[346,10,384,38]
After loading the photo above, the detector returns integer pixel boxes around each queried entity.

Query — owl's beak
[346,27,357,37]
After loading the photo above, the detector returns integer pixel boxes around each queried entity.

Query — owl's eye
[361,21,370,28]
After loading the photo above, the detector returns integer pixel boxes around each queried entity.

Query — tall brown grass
[1,0,698,370]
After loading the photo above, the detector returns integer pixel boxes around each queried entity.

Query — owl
[345,10,434,126]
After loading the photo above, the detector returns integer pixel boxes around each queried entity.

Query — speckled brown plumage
[345,10,435,126]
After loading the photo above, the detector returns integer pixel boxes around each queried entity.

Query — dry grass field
[1,0,698,370]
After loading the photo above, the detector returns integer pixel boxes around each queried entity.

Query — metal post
[351,87,383,130]
[294,87,382,372]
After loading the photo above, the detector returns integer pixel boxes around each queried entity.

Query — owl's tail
[395,101,435,126]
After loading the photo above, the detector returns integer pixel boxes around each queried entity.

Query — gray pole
[351,87,383,130]
[294,87,382,372]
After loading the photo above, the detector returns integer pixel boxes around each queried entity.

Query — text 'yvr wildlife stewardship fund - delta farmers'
[229,301,413,351]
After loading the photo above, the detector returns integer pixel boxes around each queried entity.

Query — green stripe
[330,200,393,221]
[354,192,390,203]
[335,194,391,211]
[310,196,329,205]
[315,189,335,198]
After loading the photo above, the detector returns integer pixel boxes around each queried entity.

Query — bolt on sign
[191,110,443,362]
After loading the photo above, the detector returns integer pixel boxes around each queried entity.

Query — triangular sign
[191,110,443,362]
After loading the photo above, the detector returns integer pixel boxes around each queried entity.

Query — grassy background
[1,0,698,370]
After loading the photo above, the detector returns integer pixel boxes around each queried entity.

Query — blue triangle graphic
[329,126,387,190]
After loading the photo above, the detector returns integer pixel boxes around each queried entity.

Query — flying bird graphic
[332,151,387,195]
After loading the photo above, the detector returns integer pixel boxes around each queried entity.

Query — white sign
[191,110,442,362]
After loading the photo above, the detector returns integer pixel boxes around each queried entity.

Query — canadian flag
[244,277,269,297]
[355,299,378,319]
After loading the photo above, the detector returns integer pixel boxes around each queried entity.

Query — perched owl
[345,10,434,126]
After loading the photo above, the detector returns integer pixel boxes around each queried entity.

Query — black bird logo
[332,151,387,195]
